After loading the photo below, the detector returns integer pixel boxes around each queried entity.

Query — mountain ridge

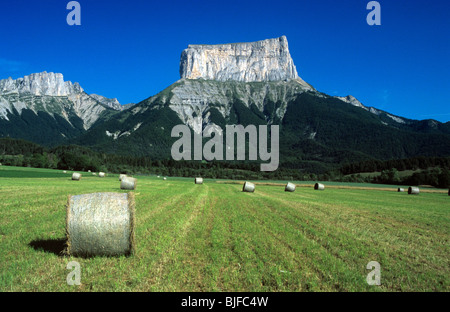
[1,36,449,172]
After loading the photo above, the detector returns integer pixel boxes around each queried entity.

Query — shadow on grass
[29,238,66,256]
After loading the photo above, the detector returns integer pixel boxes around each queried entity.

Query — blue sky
[0,0,449,121]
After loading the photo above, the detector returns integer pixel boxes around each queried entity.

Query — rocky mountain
[0,72,123,145]
[180,36,305,83]
[1,37,449,172]
[90,94,135,111]
[71,36,450,171]
[0,72,82,96]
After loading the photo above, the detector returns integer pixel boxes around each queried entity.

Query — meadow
[0,166,448,291]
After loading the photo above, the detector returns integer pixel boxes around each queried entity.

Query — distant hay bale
[242,181,255,193]
[120,177,137,190]
[99,172,105,178]
[157,176,160,178]
[408,186,420,195]
[195,177,203,184]
[314,183,325,190]
[119,174,127,181]
[63,170,67,174]
[66,192,135,257]
[398,188,405,192]
[163,177,167,180]
[285,182,296,192]
[72,172,81,181]
[92,172,96,176]
[88,170,91,173]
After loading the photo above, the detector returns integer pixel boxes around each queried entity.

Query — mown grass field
[0,166,448,292]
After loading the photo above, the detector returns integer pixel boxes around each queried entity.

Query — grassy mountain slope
[72,81,450,173]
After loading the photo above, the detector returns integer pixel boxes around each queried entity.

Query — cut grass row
[0,166,448,291]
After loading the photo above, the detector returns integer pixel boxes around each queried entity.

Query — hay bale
[66,192,135,257]
[88,170,91,173]
[157,175,160,178]
[408,186,420,195]
[195,177,203,184]
[242,181,255,193]
[72,172,81,181]
[120,177,137,190]
[92,172,96,176]
[63,170,67,174]
[163,177,167,180]
[314,183,325,190]
[119,174,127,181]
[398,188,405,192]
[99,172,105,178]
[285,182,296,192]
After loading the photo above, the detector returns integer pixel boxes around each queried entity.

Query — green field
[0,166,448,291]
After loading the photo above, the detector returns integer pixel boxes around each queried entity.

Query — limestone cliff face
[160,36,316,132]
[0,72,118,129]
[0,71,83,96]
[180,36,307,84]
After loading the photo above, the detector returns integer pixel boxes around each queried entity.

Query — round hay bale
[92,172,96,176]
[66,192,135,257]
[157,175,160,178]
[242,181,255,193]
[98,172,106,178]
[285,182,296,192]
[398,188,405,192]
[63,170,67,174]
[121,177,137,190]
[195,177,203,184]
[314,183,325,190]
[119,174,127,181]
[72,172,81,181]
[408,186,420,195]
[163,177,167,180]
[88,170,91,173]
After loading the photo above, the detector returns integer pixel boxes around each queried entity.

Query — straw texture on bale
[314,183,325,190]
[119,174,127,181]
[120,177,137,190]
[99,172,106,177]
[398,188,405,192]
[242,181,255,192]
[72,172,81,180]
[408,186,420,195]
[285,182,296,192]
[65,192,135,257]
[195,177,203,184]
